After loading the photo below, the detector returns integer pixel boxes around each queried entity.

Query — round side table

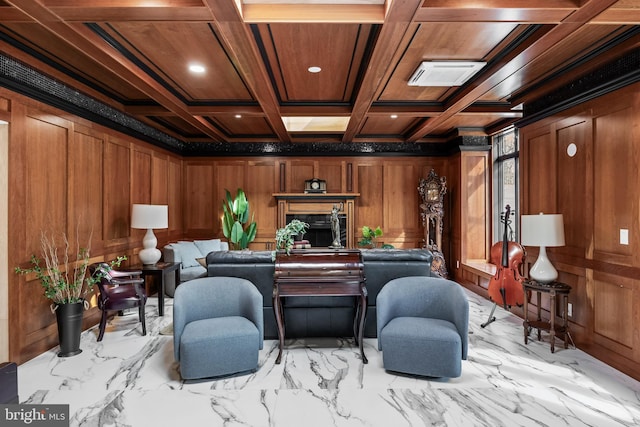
[522,280,572,353]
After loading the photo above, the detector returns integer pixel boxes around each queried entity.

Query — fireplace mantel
[273,193,360,200]
[273,193,359,248]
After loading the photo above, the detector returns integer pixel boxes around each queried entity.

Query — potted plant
[358,226,394,249]
[15,231,125,357]
[275,219,309,255]
[221,188,257,250]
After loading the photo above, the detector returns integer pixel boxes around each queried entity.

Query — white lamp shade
[521,213,565,283]
[520,213,565,247]
[131,204,168,229]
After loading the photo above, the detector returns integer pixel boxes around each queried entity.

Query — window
[493,128,519,243]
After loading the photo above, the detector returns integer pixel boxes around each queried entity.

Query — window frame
[492,128,520,243]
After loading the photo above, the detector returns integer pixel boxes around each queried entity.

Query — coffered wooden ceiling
[1,0,639,153]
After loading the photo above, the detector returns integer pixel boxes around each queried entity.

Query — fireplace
[286,214,347,247]
[274,193,359,248]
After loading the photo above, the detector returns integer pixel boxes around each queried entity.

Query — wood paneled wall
[182,158,448,250]
[519,82,640,378]
[449,149,492,285]
[5,90,183,363]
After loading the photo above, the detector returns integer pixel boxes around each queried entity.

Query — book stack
[292,239,311,249]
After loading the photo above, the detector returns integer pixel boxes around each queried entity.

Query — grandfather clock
[418,169,448,278]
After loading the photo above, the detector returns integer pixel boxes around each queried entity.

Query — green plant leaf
[221,204,233,239]
[239,233,249,249]
[220,188,257,250]
[230,221,244,244]
[225,189,234,212]
[246,221,257,242]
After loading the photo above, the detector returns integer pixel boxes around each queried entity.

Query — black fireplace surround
[286,214,346,247]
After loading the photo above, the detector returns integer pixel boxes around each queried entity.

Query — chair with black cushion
[376,276,469,378]
[173,276,263,380]
[89,263,147,342]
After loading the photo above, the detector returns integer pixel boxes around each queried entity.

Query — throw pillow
[196,257,206,268]
[173,242,203,268]
[194,239,222,257]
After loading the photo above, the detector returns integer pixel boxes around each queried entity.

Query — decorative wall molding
[0,54,186,153]
[517,47,640,128]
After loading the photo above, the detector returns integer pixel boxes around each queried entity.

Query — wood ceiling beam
[342,0,424,143]
[0,2,212,22]
[416,0,640,24]
[415,0,579,23]
[4,0,229,142]
[124,105,266,117]
[203,0,291,143]
[125,102,521,120]
[406,0,621,142]
[240,4,385,23]
[366,103,521,116]
[279,105,354,116]
[40,7,213,22]
[0,6,31,21]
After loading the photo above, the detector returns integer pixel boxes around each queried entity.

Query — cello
[481,205,526,328]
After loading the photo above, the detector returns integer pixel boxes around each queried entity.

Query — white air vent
[408,61,486,87]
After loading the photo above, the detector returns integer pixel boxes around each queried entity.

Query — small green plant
[15,231,126,308]
[222,188,257,250]
[275,219,309,255]
[358,226,394,249]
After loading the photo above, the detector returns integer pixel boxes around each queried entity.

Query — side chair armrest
[110,270,143,278]
[111,278,145,286]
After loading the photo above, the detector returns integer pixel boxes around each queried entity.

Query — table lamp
[521,213,565,284]
[131,204,168,265]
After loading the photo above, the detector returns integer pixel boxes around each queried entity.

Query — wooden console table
[522,280,572,353]
[273,249,368,364]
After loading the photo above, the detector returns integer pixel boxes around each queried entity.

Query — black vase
[55,302,84,357]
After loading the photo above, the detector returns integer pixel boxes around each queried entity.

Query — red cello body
[487,205,526,308]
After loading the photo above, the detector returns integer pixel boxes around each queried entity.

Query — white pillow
[194,239,222,257]
[173,242,203,268]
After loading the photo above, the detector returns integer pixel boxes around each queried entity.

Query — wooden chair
[89,263,147,341]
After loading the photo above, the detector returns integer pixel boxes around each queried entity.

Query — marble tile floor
[17,288,640,427]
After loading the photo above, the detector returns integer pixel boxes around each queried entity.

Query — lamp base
[529,246,558,284]
[138,248,161,266]
[138,228,161,265]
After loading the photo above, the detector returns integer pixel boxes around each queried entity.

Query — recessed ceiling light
[390,114,398,119]
[308,66,322,73]
[189,64,205,73]
[235,114,242,119]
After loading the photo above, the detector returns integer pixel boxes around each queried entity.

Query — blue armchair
[376,276,469,378]
[173,277,263,380]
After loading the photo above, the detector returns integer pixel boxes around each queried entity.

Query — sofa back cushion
[206,250,274,264]
[194,239,229,256]
[172,242,204,268]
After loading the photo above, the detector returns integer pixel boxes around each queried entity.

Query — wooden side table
[128,262,180,316]
[522,280,572,353]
